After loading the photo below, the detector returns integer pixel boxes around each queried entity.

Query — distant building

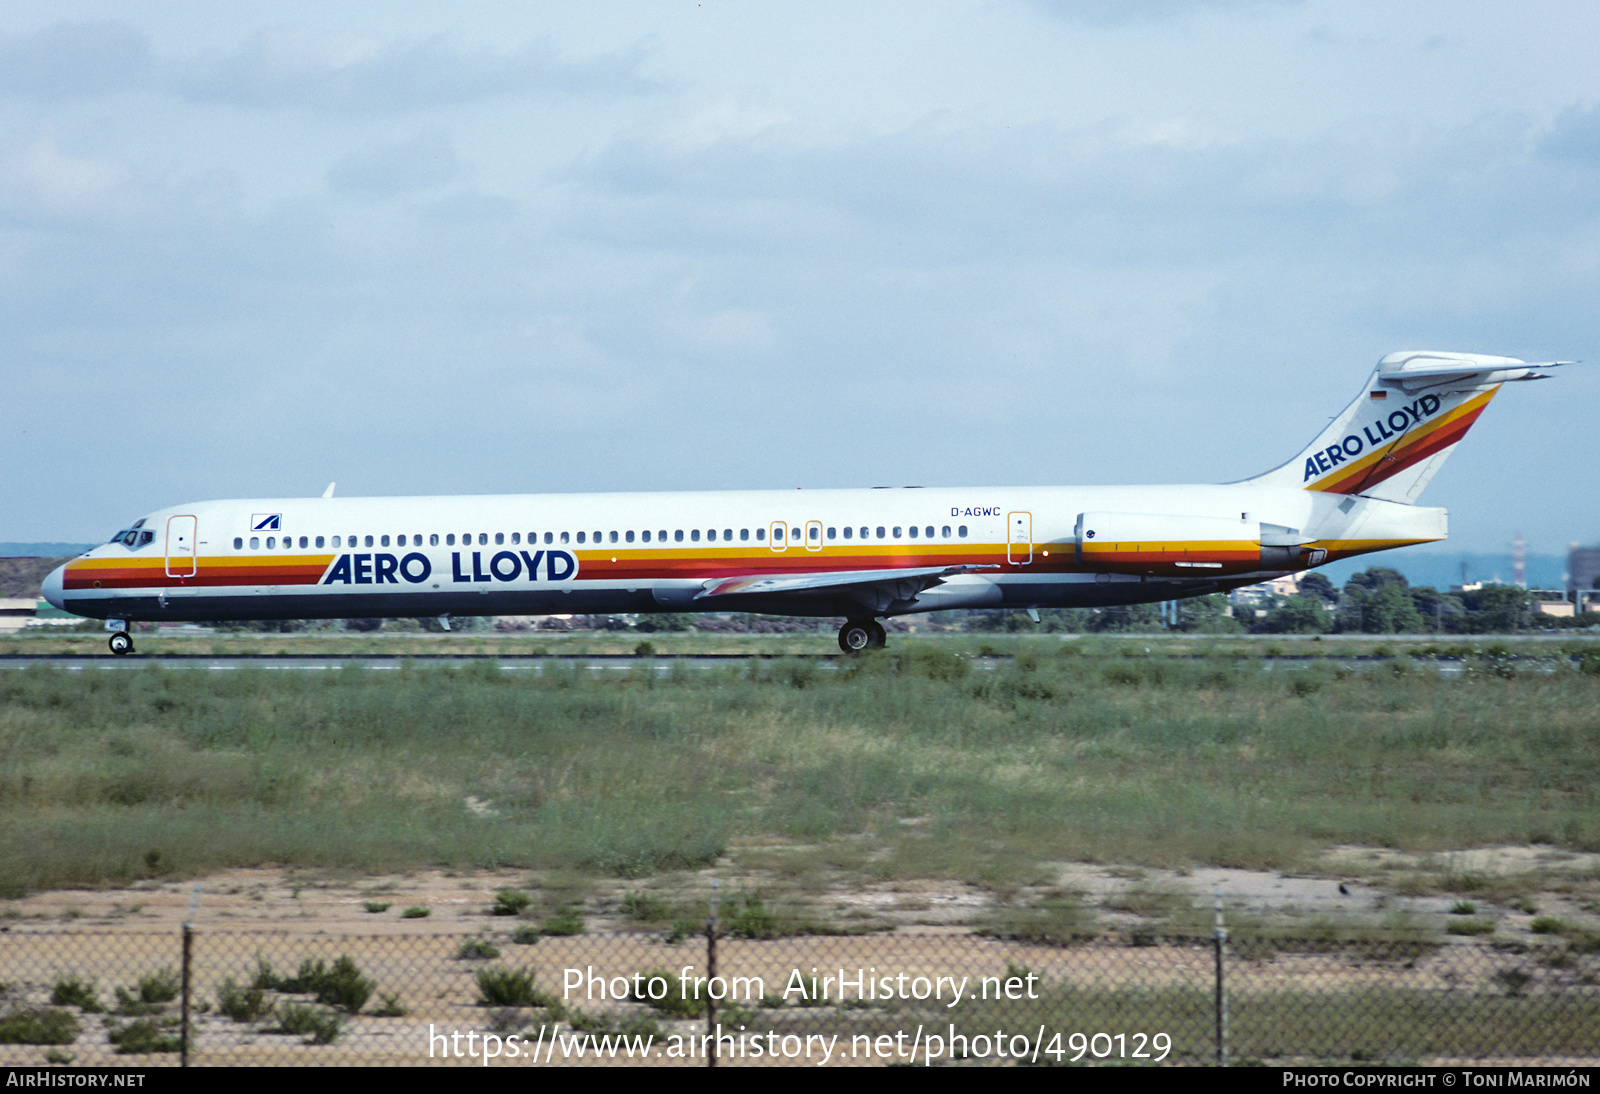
[0,598,35,632]
[1228,572,1301,610]
[1570,544,1600,594]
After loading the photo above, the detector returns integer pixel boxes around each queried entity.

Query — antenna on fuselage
[322,482,336,498]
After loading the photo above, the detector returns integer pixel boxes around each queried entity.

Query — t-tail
[1248,351,1571,503]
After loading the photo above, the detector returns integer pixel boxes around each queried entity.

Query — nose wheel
[109,632,134,656]
[838,619,887,653]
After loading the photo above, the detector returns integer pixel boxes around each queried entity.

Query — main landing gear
[837,618,886,653]
[108,631,134,656]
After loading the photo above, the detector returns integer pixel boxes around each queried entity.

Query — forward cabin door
[165,515,198,579]
[1007,511,1033,565]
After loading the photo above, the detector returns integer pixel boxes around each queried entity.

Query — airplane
[43,351,1566,656]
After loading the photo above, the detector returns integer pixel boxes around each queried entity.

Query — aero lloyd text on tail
[45,350,1567,655]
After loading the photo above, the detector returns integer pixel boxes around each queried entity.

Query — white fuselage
[45,481,1444,624]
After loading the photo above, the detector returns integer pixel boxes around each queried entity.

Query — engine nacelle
[1076,512,1320,576]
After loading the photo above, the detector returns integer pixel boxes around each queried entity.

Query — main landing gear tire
[838,619,888,654]
[108,632,134,656]
[838,620,874,654]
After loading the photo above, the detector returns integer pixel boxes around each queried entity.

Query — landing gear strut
[838,618,887,653]
[108,631,134,656]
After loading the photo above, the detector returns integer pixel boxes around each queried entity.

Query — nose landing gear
[837,618,887,653]
[108,631,134,656]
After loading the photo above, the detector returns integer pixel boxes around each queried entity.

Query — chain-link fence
[2,922,1597,1066]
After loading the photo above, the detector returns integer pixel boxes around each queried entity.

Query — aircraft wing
[694,564,999,609]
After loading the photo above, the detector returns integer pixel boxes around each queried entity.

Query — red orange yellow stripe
[1307,389,1497,494]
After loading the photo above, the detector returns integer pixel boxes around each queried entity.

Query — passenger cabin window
[658,529,667,541]
[364,535,374,547]
[893,527,902,539]
[756,528,765,541]
[740,529,749,542]
[479,533,488,546]
[512,533,520,544]
[691,530,700,542]
[843,527,852,539]
[495,533,504,545]
[267,537,276,549]
[942,526,951,538]
[925,526,935,538]
[250,537,260,549]
[430,534,439,546]
[959,525,968,537]
[577,532,586,544]
[641,530,650,543]
[908,526,918,538]
[610,531,618,543]
[560,532,569,544]
[234,537,243,549]
[381,535,390,547]
[674,530,683,542]
[625,531,635,543]
[809,527,819,541]
[827,527,836,540]
[875,527,885,539]
[300,536,309,548]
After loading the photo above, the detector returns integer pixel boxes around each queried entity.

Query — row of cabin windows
[231,525,971,551]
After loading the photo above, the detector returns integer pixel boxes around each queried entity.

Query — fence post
[180,924,192,1067]
[181,883,200,1068]
[1213,889,1229,1067]
[706,879,720,1069]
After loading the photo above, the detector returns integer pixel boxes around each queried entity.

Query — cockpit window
[109,528,154,549]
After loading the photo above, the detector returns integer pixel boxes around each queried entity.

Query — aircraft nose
[41,563,68,611]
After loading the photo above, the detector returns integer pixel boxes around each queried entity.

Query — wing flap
[695,564,997,600]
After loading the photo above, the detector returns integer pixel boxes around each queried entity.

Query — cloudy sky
[4,1,1598,556]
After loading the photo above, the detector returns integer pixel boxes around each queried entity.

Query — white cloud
[1,135,126,220]
[0,20,655,113]
[327,130,460,199]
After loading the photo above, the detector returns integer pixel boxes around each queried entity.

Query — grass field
[2,633,1597,906]
[6,625,1600,658]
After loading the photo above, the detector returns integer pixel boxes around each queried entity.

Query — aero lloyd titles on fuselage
[1303,393,1442,482]
[321,549,579,586]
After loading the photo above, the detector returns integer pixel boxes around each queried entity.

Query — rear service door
[1007,511,1032,565]
[165,515,198,578]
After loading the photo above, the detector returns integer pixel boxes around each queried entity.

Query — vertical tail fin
[1247,351,1568,503]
